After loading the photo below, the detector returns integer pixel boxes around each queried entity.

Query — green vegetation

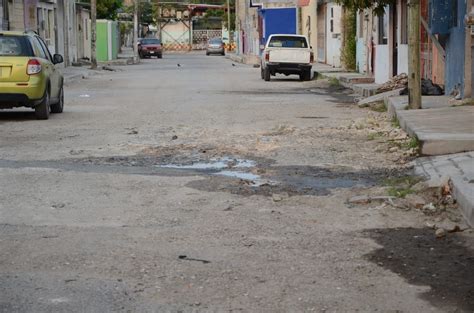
[383,175,422,198]
[97,0,123,20]
[341,8,357,71]
[402,136,420,150]
[329,77,341,86]
[368,101,387,112]
[391,117,400,128]
[334,0,395,15]
[367,131,384,141]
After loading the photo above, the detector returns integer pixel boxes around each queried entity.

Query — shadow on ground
[364,227,474,311]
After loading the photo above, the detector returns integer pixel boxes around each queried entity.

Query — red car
[138,38,163,59]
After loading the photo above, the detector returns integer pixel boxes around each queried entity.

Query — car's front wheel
[35,89,50,120]
[51,86,64,113]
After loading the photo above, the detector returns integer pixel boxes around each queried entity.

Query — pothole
[73,149,391,196]
[0,145,401,197]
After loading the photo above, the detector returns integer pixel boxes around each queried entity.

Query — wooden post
[91,0,97,69]
[407,0,421,109]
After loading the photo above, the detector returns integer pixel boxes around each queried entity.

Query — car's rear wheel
[264,67,271,81]
[35,89,50,120]
[206,52,210,56]
[51,86,64,113]
[158,53,163,59]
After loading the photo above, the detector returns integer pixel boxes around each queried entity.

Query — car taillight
[27,59,42,75]
[265,52,270,61]
[310,52,314,63]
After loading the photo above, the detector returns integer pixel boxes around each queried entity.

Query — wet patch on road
[0,144,402,197]
[364,227,474,311]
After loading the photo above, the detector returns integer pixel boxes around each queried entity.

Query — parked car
[260,34,313,82]
[206,38,225,56]
[138,38,163,59]
[0,31,64,119]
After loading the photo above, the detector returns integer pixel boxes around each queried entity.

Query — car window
[141,39,160,45]
[0,35,33,56]
[28,37,48,59]
[35,36,53,62]
[268,36,308,48]
[209,39,222,44]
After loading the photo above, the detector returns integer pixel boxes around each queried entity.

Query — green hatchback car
[0,31,64,119]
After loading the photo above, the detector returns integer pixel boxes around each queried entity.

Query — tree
[139,2,155,25]
[334,0,395,15]
[97,0,123,20]
[336,0,421,109]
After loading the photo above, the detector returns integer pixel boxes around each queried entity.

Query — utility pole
[91,0,97,69]
[227,0,231,45]
[133,0,139,62]
[407,0,421,109]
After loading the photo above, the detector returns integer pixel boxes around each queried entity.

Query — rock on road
[0,52,473,312]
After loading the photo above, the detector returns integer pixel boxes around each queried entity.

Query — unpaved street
[0,53,473,312]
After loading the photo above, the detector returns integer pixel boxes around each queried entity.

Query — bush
[341,8,357,71]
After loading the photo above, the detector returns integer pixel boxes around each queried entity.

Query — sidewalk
[322,65,473,228]
[62,66,101,86]
[312,63,380,97]
[414,152,474,227]
[226,52,260,65]
[386,96,474,156]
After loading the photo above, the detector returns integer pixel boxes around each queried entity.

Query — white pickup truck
[260,34,314,82]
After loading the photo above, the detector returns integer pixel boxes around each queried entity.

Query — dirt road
[0,52,472,312]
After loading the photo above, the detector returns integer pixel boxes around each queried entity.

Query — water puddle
[157,157,255,171]
[2,151,393,197]
[213,171,276,187]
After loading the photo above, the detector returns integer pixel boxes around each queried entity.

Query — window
[400,0,408,44]
[0,36,33,56]
[268,36,308,48]
[36,36,53,61]
[142,38,161,45]
[378,6,389,45]
[29,37,47,59]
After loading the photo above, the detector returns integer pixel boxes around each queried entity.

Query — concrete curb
[387,97,474,155]
[414,152,474,227]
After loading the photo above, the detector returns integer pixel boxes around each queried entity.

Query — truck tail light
[310,52,314,63]
[265,52,270,61]
[27,59,42,75]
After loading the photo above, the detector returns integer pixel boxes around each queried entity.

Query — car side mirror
[53,54,63,64]
[259,44,265,50]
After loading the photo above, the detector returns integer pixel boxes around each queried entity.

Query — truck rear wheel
[264,67,271,81]
[300,70,311,81]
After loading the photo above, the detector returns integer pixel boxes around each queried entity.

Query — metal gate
[160,19,192,51]
[192,29,222,50]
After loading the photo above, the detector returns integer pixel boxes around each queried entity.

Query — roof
[0,31,25,36]
[269,34,307,37]
[0,30,38,36]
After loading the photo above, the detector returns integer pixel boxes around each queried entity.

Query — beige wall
[8,0,25,31]
[300,0,317,48]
